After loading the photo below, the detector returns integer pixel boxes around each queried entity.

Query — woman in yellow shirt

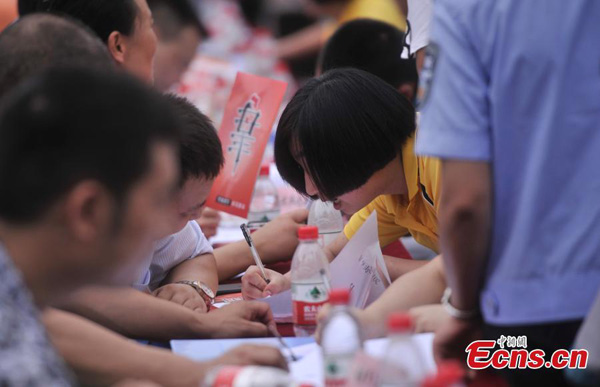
[242,68,442,300]
[277,0,406,60]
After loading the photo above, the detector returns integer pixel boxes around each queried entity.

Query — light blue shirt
[417,0,600,325]
[134,220,213,291]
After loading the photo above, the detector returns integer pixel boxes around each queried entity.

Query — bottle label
[210,366,243,386]
[292,282,328,325]
[324,354,354,387]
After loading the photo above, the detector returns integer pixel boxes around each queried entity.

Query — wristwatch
[441,287,479,320]
[176,280,215,307]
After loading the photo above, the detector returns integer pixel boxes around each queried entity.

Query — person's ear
[107,30,127,65]
[63,181,115,242]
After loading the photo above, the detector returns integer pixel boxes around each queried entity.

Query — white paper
[330,211,387,309]
[262,290,293,322]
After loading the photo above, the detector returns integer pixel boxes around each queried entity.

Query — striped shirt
[134,221,213,291]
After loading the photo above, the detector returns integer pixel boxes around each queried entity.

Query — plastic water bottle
[291,226,330,337]
[248,165,280,224]
[421,361,465,387]
[307,200,344,247]
[379,314,428,387]
[321,288,363,387]
[202,366,292,387]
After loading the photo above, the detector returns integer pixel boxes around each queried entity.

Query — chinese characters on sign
[228,94,261,175]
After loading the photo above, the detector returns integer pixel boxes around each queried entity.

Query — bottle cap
[328,288,351,305]
[387,313,412,333]
[259,165,270,177]
[437,360,465,383]
[298,226,319,240]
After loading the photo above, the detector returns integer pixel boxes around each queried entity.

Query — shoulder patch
[417,41,440,108]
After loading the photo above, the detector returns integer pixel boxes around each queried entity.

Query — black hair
[275,68,415,200]
[163,94,224,184]
[0,14,113,99]
[0,67,180,224]
[18,0,139,42]
[320,18,409,89]
[148,0,208,40]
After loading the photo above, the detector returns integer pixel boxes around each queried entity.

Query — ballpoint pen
[268,324,298,362]
[240,223,270,284]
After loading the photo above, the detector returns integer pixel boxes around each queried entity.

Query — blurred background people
[148,0,208,91]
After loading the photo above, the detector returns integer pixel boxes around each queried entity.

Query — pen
[269,324,298,362]
[240,223,270,284]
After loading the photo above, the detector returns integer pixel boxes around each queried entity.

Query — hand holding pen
[240,223,271,284]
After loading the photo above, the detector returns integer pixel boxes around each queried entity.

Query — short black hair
[275,68,415,200]
[0,14,113,98]
[0,68,180,224]
[164,94,223,184]
[147,0,208,40]
[320,19,409,89]
[18,0,139,42]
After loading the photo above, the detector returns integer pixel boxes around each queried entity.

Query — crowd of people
[0,0,598,386]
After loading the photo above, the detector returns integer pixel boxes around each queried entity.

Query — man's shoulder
[0,302,72,386]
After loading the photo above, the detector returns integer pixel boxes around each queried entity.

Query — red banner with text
[206,72,287,218]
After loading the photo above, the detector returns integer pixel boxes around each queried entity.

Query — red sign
[206,72,287,218]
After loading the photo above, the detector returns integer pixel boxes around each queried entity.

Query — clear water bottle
[379,314,428,387]
[321,288,363,387]
[291,226,330,337]
[421,361,465,387]
[307,200,344,247]
[248,165,280,224]
[202,366,292,387]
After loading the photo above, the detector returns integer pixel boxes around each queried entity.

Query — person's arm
[163,252,218,292]
[397,0,408,17]
[433,161,492,361]
[56,286,279,340]
[362,256,446,335]
[151,220,219,313]
[276,22,330,61]
[43,309,287,387]
[43,309,210,386]
[153,253,219,313]
[214,209,308,281]
[383,255,429,281]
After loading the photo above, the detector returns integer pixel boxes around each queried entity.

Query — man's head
[0,13,113,99]
[163,94,223,233]
[275,68,415,214]
[319,18,419,101]
[148,0,207,91]
[0,68,180,291]
[19,0,158,83]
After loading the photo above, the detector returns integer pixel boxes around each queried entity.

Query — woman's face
[300,162,384,216]
[120,0,158,83]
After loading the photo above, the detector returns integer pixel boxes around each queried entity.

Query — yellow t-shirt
[339,0,407,31]
[343,136,441,253]
[322,0,407,43]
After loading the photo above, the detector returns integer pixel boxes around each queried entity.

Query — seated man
[0,65,177,383]
[0,15,286,386]
[148,0,207,92]
[57,91,281,338]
